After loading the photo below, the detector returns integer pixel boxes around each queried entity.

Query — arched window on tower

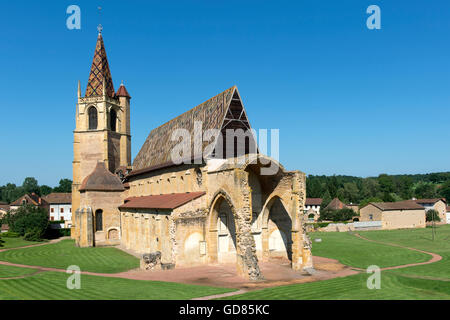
[88,107,98,130]
[110,109,117,132]
[95,209,103,231]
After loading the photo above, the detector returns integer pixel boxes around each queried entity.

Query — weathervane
[97,6,103,34]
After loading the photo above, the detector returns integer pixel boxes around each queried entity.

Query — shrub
[319,208,355,222]
[3,205,49,240]
[426,209,441,222]
[44,228,71,239]
[24,227,45,242]
[0,231,20,238]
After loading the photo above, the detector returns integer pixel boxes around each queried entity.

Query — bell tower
[72,26,131,217]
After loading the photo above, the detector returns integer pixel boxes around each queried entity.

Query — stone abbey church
[72,30,312,280]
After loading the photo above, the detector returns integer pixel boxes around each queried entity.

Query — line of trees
[307,172,450,208]
[0,178,72,204]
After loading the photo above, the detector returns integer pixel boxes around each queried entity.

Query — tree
[53,179,72,193]
[22,177,40,195]
[439,181,450,203]
[321,190,332,208]
[39,185,53,196]
[426,209,441,222]
[359,197,383,209]
[414,182,437,199]
[3,205,49,240]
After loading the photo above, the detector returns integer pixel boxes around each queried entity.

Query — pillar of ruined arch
[206,154,313,280]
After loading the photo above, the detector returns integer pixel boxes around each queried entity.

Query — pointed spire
[85,32,115,98]
[116,82,131,98]
[77,80,81,98]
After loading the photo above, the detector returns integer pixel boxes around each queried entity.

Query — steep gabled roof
[325,198,346,211]
[132,86,254,174]
[10,194,46,206]
[85,33,115,97]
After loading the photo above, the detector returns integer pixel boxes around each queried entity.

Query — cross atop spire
[85,32,115,97]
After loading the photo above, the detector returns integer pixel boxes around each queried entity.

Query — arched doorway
[95,209,103,232]
[263,197,292,261]
[208,193,237,264]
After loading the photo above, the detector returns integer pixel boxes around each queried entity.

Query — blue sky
[0,1,449,187]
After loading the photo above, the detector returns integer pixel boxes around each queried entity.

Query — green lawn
[221,272,450,300]
[359,225,450,279]
[309,231,430,269]
[0,271,235,300]
[0,239,139,273]
[0,237,39,249]
[0,265,37,278]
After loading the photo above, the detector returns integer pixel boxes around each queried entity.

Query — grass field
[360,225,450,279]
[0,239,139,273]
[0,265,37,278]
[0,271,234,300]
[309,231,430,269]
[222,272,450,300]
[0,237,39,250]
[223,225,450,300]
[1,226,450,300]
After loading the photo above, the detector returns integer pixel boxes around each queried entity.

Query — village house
[43,193,72,227]
[0,202,9,218]
[446,206,450,224]
[360,200,426,230]
[324,198,346,211]
[413,198,447,223]
[9,193,48,212]
[304,198,322,221]
[71,29,313,280]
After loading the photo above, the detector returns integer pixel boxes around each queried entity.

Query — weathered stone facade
[72,31,313,281]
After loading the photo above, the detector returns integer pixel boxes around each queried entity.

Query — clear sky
[0,1,449,187]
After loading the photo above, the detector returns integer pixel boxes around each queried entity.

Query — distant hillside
[306,172,450,208]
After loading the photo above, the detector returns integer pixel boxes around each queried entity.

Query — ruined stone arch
[260,194,293,260]
[207,189,239,264]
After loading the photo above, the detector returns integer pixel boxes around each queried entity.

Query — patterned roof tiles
[85,33,115,97]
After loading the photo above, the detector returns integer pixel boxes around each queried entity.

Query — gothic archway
[207,191,238,264]
[261,196,292,261]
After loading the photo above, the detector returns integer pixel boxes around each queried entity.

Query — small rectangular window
[61,216,64,221]
[51,208,54,213]
[60,208,64,213]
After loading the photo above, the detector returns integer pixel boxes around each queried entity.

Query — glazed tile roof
[119,192,206,210]
[85,33,115,97]
[132,86,241,172]
[43,193,72,204]
[305,198,322,206]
